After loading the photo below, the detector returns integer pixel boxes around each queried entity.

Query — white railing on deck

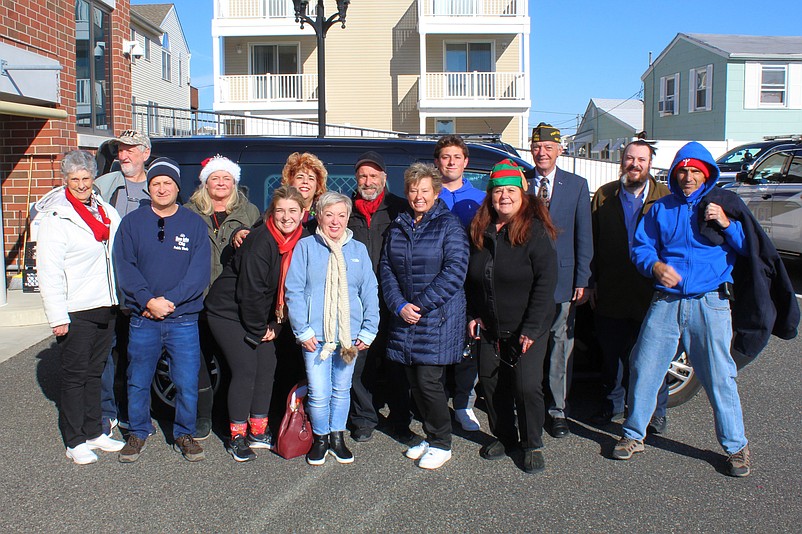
[425,72,524,101]
[218,74,318,104]
[420,0,525,17]
[218,0,292,19]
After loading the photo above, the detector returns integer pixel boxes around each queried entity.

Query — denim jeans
[101,350,117,422]
[623,291,747,454]
[126,315,201,440]
[303,345,356,436]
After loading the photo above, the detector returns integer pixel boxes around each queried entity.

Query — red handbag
[274,381,313,459]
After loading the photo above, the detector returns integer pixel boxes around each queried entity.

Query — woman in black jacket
[205,186,307,462]
[465,159,558,474]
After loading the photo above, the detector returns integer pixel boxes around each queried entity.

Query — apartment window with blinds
[760,65,787,106]
[658,73,679,116]
[75,0,112,132]
[689,65,713,112]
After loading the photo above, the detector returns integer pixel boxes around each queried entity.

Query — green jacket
[591,176,669,321]
[186,194,261,285]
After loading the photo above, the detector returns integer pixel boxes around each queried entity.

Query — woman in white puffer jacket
[35,150,125,465]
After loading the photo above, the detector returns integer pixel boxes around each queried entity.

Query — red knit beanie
[674,158,710,178]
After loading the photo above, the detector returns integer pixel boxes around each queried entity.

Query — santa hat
[198,155,241,185]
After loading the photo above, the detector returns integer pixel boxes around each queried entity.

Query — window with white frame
[161,33,171,83]
[144,37,150,61]
[178,52,183,86]
[689,64,713,112]
[658,73,679,116]
[435,118,455,134]
[760,65,787,106]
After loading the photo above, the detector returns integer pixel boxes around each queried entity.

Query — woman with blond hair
[281,152,328,222]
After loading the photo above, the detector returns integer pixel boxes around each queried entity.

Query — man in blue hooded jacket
[612,142,752,477]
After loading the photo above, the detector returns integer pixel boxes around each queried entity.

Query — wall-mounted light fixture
[123,40,144,58]
[236,44,243,54]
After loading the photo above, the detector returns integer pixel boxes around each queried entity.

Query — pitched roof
[684,33,802,57]
[590,98,643,131]
[131,4,173,29]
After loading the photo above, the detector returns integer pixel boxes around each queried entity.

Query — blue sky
[146,0,802,135]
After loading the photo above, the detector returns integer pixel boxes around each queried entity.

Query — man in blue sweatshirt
[113,157,211,463]
[434,135,485,432]
[612,142,752,477]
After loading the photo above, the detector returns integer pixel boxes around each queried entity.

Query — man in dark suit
[526,123,593,438]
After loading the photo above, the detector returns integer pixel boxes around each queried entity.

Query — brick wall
[1,0,131,270]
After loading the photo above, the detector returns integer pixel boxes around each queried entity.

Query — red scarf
[64,188,111,242]
[266,216,304,322]
[354,189,385,228]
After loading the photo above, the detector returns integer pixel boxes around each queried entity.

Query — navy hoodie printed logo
[174,233,190,252]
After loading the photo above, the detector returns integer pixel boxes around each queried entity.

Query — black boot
[328,431,354,464]
[307,434,329,465]
[194,386,214,440]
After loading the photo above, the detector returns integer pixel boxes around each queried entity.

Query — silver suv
[730,145,802,256]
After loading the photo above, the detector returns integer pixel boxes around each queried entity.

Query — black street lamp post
[292,0,350,138]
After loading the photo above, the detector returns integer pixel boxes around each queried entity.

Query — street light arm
[324,12,346,31]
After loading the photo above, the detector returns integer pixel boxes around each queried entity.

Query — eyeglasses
[157,218,165,242]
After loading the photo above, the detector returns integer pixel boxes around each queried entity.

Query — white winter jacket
[34,187,121,327]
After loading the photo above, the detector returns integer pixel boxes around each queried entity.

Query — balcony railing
[217,0,292,19]
[424,72,525,101]
[218,74,318,104]
[419,0,525,17]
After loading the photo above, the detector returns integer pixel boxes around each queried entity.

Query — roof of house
[684,33,802,57]
[590,98,643,131]
[643,33,802,80]
[131,4,173,28]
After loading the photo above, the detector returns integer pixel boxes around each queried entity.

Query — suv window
[751,152,788,183]
[782,154,802,184]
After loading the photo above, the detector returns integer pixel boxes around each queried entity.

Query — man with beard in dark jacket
[589,140,671,433]
[346,151,414,444]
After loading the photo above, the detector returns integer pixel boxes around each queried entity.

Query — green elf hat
[486,159,528,192]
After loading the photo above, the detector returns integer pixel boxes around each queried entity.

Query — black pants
[207,315,277,422]
[58,308,116,448]
[349,328,412,431]
[405,364,451,450]
[478,332,547,450]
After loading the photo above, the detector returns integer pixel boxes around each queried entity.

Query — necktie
[538,177,550,208]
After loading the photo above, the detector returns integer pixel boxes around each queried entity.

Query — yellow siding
[426,117,519,147]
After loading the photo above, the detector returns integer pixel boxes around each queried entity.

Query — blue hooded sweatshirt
[631,141,748,296]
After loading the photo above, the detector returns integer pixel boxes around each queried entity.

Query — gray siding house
[130,3,192,135]
[642,33,802,142]
[571,98,643,162]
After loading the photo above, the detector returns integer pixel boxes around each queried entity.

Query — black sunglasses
[157,218,165,242]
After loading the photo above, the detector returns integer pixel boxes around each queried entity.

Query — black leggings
[207,315,277,422]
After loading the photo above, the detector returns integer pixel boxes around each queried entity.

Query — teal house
[642,34,802,141]
[571,98,643,162]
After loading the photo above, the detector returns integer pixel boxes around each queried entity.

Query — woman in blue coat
[380,163,469,470]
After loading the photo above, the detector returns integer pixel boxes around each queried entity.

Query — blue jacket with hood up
[631,141,748,297]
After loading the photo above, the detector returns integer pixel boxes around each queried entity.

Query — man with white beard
[346,152,414,444]
[588,140,671,432]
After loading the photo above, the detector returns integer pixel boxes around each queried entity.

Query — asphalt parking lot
[1,309,801,533]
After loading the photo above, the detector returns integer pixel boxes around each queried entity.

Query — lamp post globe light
[292,0,350,138]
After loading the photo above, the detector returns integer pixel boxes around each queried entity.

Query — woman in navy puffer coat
[380,163,468,470]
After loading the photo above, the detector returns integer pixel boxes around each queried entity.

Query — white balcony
[419,71,529,114]
[418,0,528,34]
[217,0,293,19]
[216,73,318,112]
[420,0,526,17]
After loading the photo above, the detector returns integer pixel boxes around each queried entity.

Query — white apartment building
[212,0,530,147]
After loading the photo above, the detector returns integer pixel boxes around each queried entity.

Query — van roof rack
[397,133,504,143]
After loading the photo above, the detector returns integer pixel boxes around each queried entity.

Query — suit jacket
[527,167,593,303]
[591,176,670,321]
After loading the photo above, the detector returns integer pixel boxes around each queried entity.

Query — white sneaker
[66,443,98,465]
[86,433,125,452]
[405,440,429,460]
[418,447,452,470]
[455,408,481,432]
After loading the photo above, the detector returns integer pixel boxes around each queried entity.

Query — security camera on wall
[124,40,145,59]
